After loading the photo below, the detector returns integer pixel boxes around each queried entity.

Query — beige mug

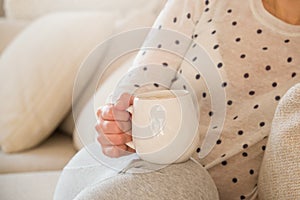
[126,90,199,165]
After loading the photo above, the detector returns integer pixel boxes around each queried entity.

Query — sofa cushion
[0,170,61,200]
[0,132,76,173]
[4,0,166,20]
[0,12,116,153]
[0,18,28,54]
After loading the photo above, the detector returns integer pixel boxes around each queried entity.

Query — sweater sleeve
[108,0,204,103]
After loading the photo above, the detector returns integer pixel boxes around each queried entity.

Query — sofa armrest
[0,18,29,54]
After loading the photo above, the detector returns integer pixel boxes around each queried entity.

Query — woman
[96,0,300,199]
[56,0,300,199]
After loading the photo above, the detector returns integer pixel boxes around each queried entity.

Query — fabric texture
[74,160,219,200]
[258,83,300,199]
[0,18,28,54]
[0,12,115,153]
[0,170,61,200]
[0,132,76,173]
[3,0,166,20]
[54,142,219,200]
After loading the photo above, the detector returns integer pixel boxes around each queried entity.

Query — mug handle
[125,106,135,150]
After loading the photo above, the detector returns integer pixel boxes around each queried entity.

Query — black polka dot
[134,84,140,87]
[244,73,249,78]
[221,161,227,166]
[240,195,246,200]
[175,40,180,45]
[158,25,162,30]
[216,139,222,144]
[253,104,259,109]
[143,66,147,71]
[287,57,292,63]
[217,62,223,68]
[275,95,281,101]
[192,57,197,62]
[259,122,265,127]
[249,90,255,96]
[202,92,207,98]
[233,116,238,120]
[192,43,197,48]
[265,65,271,71]
[205,0,209,5]
[211,30,216,34]
[162,62,168,67]
[238,130,244,135]
[235,37,241,42]
[187,13,191,19]
[221,154,226,157]
[213,44,219,49]
[207,19,212,23]
[205,8,209,12]
[157,44,162,48]
[240,54,246,59]
[284,39,290,43]
[173,17,177,23]
[183,85,187,90]
[193,34,198,38]
[195,74,201,79]
[209,111,214,117]
[222,82,227,87]
[243,144,248,149]
[232,178,238,183]
[232,21,237,26]
[227,100,233,105]
[272,82,277,87]
[212,126,218,129]
[171,77,178,83]
[249,169,254,175]
[227,9,232,13]
[242,152,248,157]
[262,145,266,151]
[142,51,146,56]
[179,69,182,74]
[196,147,201,153]
[262,47,268,51]
[292,72,297,78]
[153,83,159,87]
[257,29,262,34]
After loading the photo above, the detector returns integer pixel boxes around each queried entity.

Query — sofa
[1,0,300,200]
[0,0,166,199]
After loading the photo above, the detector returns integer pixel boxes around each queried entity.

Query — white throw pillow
[0,12,116,153]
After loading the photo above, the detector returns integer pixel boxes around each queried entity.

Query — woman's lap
[54,143,219,200]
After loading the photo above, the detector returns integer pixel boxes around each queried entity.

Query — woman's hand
[95,93,135,158]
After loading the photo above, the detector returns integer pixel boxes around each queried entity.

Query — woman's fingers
[97,105,131,121]
[96,119,131,134]
[97,132,132,146]
[115,93,134,111]
[101,145,135,158]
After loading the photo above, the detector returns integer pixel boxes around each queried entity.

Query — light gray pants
[54,143,219,200]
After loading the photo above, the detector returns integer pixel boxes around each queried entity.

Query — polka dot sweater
[110,0,300,199]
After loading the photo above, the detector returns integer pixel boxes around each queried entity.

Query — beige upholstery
[0,133,76,173]
[0,18,28,54]
[0,170,61,200]
[258,83,300,199]
[0,0,4,16]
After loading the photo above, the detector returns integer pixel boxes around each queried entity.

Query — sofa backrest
[0,0,4,16]
[3,0,166,20]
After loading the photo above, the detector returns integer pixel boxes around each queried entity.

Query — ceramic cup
[126,90,199,165]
